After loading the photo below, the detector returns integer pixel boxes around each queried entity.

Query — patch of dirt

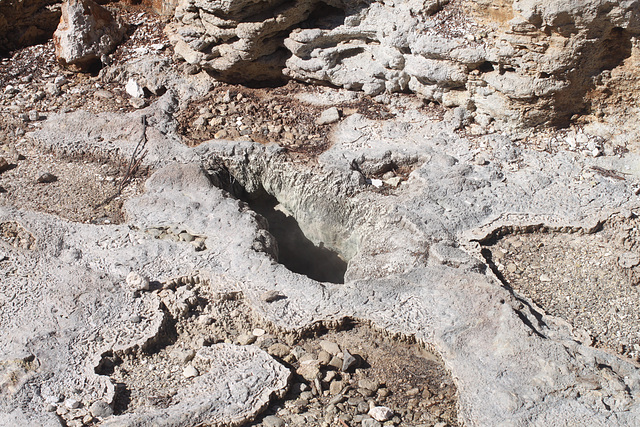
[101,279,458,427]
[482,211,640,363]
[175,80,401,156]
[0,130,148,225]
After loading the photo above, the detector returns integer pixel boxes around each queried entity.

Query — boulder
[53,0,126,71]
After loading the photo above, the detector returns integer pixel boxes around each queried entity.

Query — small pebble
[342,349,358,372]
[64,398,81,409]
[252,328,266,337]
[316,107,341,125]
[368,406,394,422]
[319,340,340,355]
[126,271,150,292]
[37,173,57,183]
[267,343,291,358]
[618,252,640,269]
[237,333,256,345]
[183,365,199,378]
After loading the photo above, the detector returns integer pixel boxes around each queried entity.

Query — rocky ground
[2,1,640,427]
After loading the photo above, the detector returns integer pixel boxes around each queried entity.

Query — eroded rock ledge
[167,0,640,130]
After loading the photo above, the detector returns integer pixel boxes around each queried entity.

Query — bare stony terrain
[2,1,640,427]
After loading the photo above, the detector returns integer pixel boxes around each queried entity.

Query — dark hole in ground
[208,165,348,284]
[249,192,348,284]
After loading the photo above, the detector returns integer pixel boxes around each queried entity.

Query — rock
[129,97,147,109]
[237,333,256,345]
[263,415,285,427]
[297,361,321,381]
[37,173,57,183]
[64,398,81,409]
[261,290,284,302]
[0,157,10,173]
[383,176,402,187]
[28,110,40,121]
[94,89,114,99]
[183,365,199,378]
[618,252,640,269]
[368,406,393,422]
[341,349,358,372]
[46,82,62,96]
[316,107,341,125]
[328,355,343,370]
[53,0,126,71]
[125,271,150,292]
[89,400,113,418]
[361,417,382,427]
[319,340,340,355]
[267,343,290,358]
[125,79,145,98]
[317,350,332,366]
[167,0,640,130]
[358,379,379,392]
[329,380,344,395]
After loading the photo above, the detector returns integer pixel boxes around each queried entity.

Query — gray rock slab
[102,344,291,427]
[6,95,640,426]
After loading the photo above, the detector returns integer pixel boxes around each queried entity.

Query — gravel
[483,211,640,362]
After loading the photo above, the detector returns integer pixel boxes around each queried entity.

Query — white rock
[316,107,341,125]
[125,79,145,98]
[252,328,266,337]
[183,365,199,378]
[368,406,393,422]
[370,179,383,188]
[65,398,81,409]
[125,271,150,292]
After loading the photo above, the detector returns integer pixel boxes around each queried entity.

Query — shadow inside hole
[249,193,347,284]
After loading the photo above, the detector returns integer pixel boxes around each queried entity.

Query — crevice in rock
[300,2,347,30]
[207,163,348,284]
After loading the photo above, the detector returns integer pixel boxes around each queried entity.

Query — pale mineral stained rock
[125,79,146,98]
[53,0,125,71]
[368,406,393,422]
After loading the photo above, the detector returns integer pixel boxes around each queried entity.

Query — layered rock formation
[168,0,640,130]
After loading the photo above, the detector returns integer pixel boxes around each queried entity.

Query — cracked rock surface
[2,81,639,425]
